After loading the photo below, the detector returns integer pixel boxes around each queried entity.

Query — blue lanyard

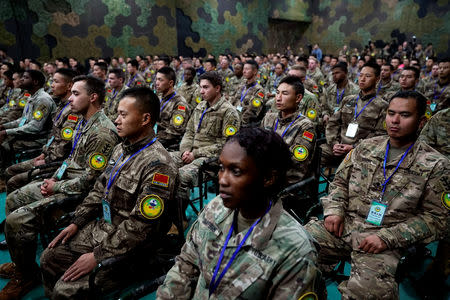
[433,83,448,100]
[240,83,256,103]
[111,89,119,100]
[274,114,302,138]
[105,137,157,197]
[381,142,414,198]
[5,89,12,105]
[197,107,209,132]
[354,95,376,120]
[55,102,70,123]
[376,82,383,95]
[336,88,345,104]
[209,201,272,296]
[274,75,282,88]
[160,92,176,112]
[69,120,86,157]
[127,74,137,87]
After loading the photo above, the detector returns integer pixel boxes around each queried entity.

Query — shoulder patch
[137,81,142,85]
[425,108,432,119]
[18,99,27,107]
[196,96,202,104]
[224,125,237,137]
[442,192,450,210]
[252,98,262,108]
[89,153,107,170]
[383,120,387,130]
[293,145,308,161]
[9,100,15,107]
[67,114,78,123]
[307,109,317,120]
[24,93,31,97]
[152,173,170,188]
[33,110,43,120]
[107,89,112,93]
[302,130,314,142]
[172,114,184,126]
[225,77,229,82]
[139,194,164,219]
[298,292,318,300]
[257,92,264,98]
[345,149,354,162]
[61,127,74,140]
[177,105,186,111]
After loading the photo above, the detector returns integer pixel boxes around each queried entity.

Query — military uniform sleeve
[288,122,316,181]
[368,100,388,139]
[179,110,195,153]
[418,117,436,145]
[376,160,449,249]
[320,88,332,118]
[169,100,190,137]
[241,88,264,125]
[325,104,343,146]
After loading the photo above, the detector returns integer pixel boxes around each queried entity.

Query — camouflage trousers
[320,143,346,167]
[305,219,401,300]
[5,158,34,193]
[0,109,22,125]
[0,136,45,169]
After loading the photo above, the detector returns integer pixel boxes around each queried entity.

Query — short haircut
[362,62,381,77]
[72,75,106,105]
[94,61,108,72]
[118,87,160,125]
[382,63,394,71]
[279,75,305,96]
[391,57,400,63]
[199,71,223,92]
[3,70,13,80]
[1,62,13,71]
[157,66,176,84]
[390,90,427,117]
[276,62,286,70]
[290,65,307,73]
[402,66,420,79]
[128,59,139,68]
[185,66,196,77]
[331,62,348,73]
[205,58,217,67]
[55,68,76,83]
[30,59,42,68]
[26,70,46,88]
[225,127,292,196]
[438,57,450,64]
[158,56,170,66]
[109,68,125,80]
[244,59,259,70]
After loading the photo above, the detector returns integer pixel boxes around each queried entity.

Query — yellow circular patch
[442,192,450,210]
[139,194,164,219]
[383,120,387,130]
[196,97,202,104]
[19,99,26,107]
[224,125,237,137]
[425,109,432,119]
[146,78,152,83]
[8,100,15,107]
[33,110,43,120]
[61,127,74,140]
[263,75,267,80]
[293,145,308,161]
[298,292,318,300]
[252,98,262,108]
[225,77,229,82]
[307,109,317,120]
[89,153,107,170]
[173,114,184,126]
[320,80,325,86]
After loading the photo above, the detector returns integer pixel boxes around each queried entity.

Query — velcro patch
[152,173,170,187]
[293,145,308,161]
[257,92,264,98]
[61,127,74,140]
[24,93,31,97]
[19,99,27,107]
[298,292,318,300]
[68,114,78,123]
[89,153,107,170]
[33,110,43,120]
[196,97,202,104]
[442,192,450,210]
[178,105,186,111]
[173,114,184,126]
[252,98,262,108]
[139,194,164,219]
[302,130,314,142]
[345,149,354,162]
[224,125,237,137]
[137,81,142,85]
[307,109,317,120]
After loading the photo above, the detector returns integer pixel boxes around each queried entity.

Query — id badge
[430,103,437,112]
[334,107,340,113]
[18,118,26,127]
[56,161,68,180]
[345,122,359,138]
[102,198,112,224]
[366,200,387,226]
[46,136,55,147]
[236,105,243,112]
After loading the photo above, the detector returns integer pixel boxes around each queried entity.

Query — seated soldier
[104,68,128,121]
[376,63,400,98]
[223,62,244,100]
[5,68,79,193]
[0,70,56,170]
[0,70,24,126]
[419,107,450,159]
[171,71,240,218]
[423,57,449,114]
[305,91,449,299]
[0,76,119,299]
[40,87,178,299]
[0,70,22,120]
[125,59,146,88]
[382,67,421,102]
[176,66,200,112]
[322,62,388,166]
[158,128,323,300]
[155,66,190,149]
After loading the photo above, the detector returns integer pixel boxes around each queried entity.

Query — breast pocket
[112,174,139,210]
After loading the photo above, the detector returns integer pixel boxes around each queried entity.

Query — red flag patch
[178,105,186,111]
[24,93,31,97]
[302,130,314,142]
[257,92,264,98]
[68,114,78,122]
[152,173,170,187]
[137,81,142,85]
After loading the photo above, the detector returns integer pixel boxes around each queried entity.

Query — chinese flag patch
[178,105,186,111]
[68,114,78,122]
[257,92,264,98]
[137,81,142,85]
[152,173,170,187]
[24,93,31,97]
[302,130,314,142]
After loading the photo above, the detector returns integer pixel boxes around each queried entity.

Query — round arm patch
[33,110,43,120]
[89,153,107,170]
[61,127,74,140]
[252,98,262,108]
[172,114,184,126]
[139,194,164,219]
[224,125,237,136]
[307,109,317,120]
[293,145,308,161]
[442,192,450,210]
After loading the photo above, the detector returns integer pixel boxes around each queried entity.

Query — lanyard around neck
[354,94,376,120]
[274,113,302,138]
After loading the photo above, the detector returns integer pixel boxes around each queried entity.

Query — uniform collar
[201,96,225,111]
[359,91,377,101]
[372,136,419,169]
[277,108,301,125]
[80,109,103,133]
[122,131,156,155]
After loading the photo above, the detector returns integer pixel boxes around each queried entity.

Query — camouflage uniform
[177,82,200,112]
[157,92,191,148]
[303,78,321,96]
[261,110,316,184]
[306,136,449,299]
[217,68,234,86]
[391,69,401,82]
[265,73,285,95]
[423,80,450,114]
[40,133,178,299]
[125,72,146,89]
[230,82,265,126]
[306,68,326,89]
[5,97,81,192]
[3,110,118,282]
[171,97,240,210]
[299,90,322,126]
[0,88,24,124]
[224,75,245,100]
[44,75,53,94]
[419,107,450,159]
[348,66,359,83]
[256,68,269,88]
[322,92,388,165]
[157,196,323,300]
[142,67,156,89]
[175,68,184,89]
[103,84,128,121]
[321,81,360,119]
[375,79,400,98]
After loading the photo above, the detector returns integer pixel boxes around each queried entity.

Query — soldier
[307,57,326,89]
[92,62,108,84]
[39,87,178,299]
[0,70,56,169]
[125,59,145,88]
[0,71,25,125]
[265,62,286,101]
[217,57,234,85]
[305,90,448,299]
[423,58,449,114]
[420,57,435,80]
[0,71,22,117]
[0,75,119,299]
[173,57,184,88]
[348,55,359,82]
[170,71,240,217]
[158,128,323,300]
[155,66,190,149]
[390,57,402,82]
[44,63,56,94]
[104,68,128,121]
[224,62,244,100]
[229,60,265,126]
[419,107,450,159]
[177,66,200,111]
[322,62,388,166]
[376,63,400,98]
[204,58,217,72]
[382,67,421,103]
[321,62,360,125]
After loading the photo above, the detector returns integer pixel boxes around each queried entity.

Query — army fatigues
[299,90,322,126]
[391,69,401,82]
[44,75,53,94]
[157,92,191,148]
[157,196,323,300]
[104,84,128,121]
[4,110,118,282]
[419,107,450,159]
[40,133,178,298]
[265,73,285,95]
[125,72,146,88]
[224,75,245,100]
[321,81,360,119]
[230,81,265,126]
[423,80,450,114]
[307,68,326,89]
[306,136,449,299]
[142,67,156,89]
[217,68,234,86]
[303,78,321,96]
[5,98,81,192]
[177,82,201,112]
[0,88,24,124]
[376,79,400,98]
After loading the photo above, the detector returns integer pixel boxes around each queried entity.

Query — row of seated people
[0,62,447,298]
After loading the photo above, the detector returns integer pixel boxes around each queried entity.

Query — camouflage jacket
[423,80,450,114]
[52,110,119,195]
[0,88,23,119]
[177,82,200,111]
[71,133,178,262]
[299,90,322,125]
[157,92,191,142]
[321,81,360,118]
[217,68,234,85]
[322,136,449,249]
[230,81,265,126]
[303,78,321,95]
[326,92,388,147]
[224,76,245,100]
[104,84,128,121]
[265,73,285,94]
[3,88,55,138]
[375,79,400,99]
[157,196,322,300]
[180,96,240,158]
[306,68,326,88]
[419,107,450,159]
[125,72,146,88]
[261,110,316,184]
[142,67,156,88]
[42,97,82,163]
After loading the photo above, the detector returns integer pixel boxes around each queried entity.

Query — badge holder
[18,117,26,127]
[346,121,358,138]
[366,199,387,226]
[102,198,112,224]
[56,161,68,180]
[236,105,243,112]
[430,102,437,112]
[46,136,55,147]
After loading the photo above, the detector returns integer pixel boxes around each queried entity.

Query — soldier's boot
[0,271,40,300]
[0,263,16,279]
